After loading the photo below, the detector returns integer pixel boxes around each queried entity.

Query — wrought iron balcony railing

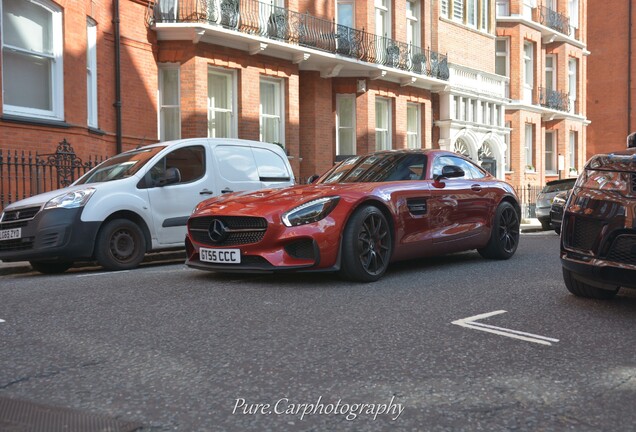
[147,0,449,81]
[538,6,571,36]
[538,87,570,112]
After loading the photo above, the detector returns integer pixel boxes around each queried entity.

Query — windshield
[319,153,427,184]
[75,146,165,185]
[541,179,575,193]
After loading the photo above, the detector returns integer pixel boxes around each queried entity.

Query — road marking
[0,319,5,323]
[76,270,130,278]
[452,310,559,346]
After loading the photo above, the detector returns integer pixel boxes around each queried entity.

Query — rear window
[541,179,575,193]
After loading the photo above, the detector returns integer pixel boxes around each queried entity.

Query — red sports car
[185,150,521,282]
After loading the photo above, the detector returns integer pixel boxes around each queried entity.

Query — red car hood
[194,183,379,217]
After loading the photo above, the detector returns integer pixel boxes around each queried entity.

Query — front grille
[189,216,267,247]
[0,238,34,252]
[0,220,29,230]
[1,206,40,223]
[570,218,603,251]
[606,235,636,265]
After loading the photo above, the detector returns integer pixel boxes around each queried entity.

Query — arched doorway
[453,138,472,159]
[478,141,497,177]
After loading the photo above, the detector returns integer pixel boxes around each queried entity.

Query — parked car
[549,190,570,234]
[560,147,636,299]
[0,138,294,273]
[536,178,576,230]
[185,150,521,282]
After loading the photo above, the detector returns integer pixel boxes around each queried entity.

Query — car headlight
[282,197,340,227]
[44,188,96,209]
[576,170,630,193]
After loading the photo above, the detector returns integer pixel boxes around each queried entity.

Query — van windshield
[74,146,165,185]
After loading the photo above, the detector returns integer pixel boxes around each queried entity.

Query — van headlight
[282,197,340,227]
[44,188,96,209]
[576,170,630,194]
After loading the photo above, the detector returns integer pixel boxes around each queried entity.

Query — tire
[339,206,392,282]
[554,226,561,235]
[562,268,618,299]
[478,201,520,260]
[29,260,73,274]
[95,219,146,271]
[540,220,551,230]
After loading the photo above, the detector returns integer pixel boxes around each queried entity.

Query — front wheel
[29,260,73,274]
[562,268,618,299]
[339,206,392,282]
[478,201,520,260]
[95,219,146,271]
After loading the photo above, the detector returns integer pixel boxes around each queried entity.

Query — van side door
[213,145,262,193]
[143,144,212,246]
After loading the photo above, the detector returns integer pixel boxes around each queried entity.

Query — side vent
[407,198,427,215]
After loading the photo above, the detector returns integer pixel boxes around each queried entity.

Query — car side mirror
[307,174,320,184]
[434,165,464,181]
[159,167,181,186]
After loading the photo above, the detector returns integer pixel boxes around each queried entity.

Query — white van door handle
[199,189,214,195]
[221,188,233,194]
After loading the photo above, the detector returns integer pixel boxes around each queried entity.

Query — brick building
[0,0,586,209]
[587,1,636,156]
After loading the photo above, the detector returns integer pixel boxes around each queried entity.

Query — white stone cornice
[248,42,268,55]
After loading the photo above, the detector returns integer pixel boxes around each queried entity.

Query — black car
[560,148,636,299]
[549,190,569,234]
[536,178,576,230]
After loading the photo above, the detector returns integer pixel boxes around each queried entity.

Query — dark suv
[536,179,576,230]
[560,148,636,299]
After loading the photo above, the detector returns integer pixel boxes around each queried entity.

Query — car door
[428,155,490,244]
[145,143,212,245]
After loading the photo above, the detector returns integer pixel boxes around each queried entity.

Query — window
[216,146,259,182]
[545,54,556,91]
[158,64,180,141]
[467,0,477,27]
[545,131,556,173]
[496,0,510,16]
[433,155,487,179]
[452,0,463,21]
[406,0,420,48]
[569,0,579,32]
[149,146,206,185]
[569,131,577,170]
[1,0,63,120]
[525,123,534,170]
[375,97,391,151]
[208,68,236,138]
[337,0,354,27]
[441,0,449,18]
[407,103,421,149]
[494,39,509,85]
[260,78,284,147]
[86,18,98,128]
[253,147,291,181]
[337,94,356,156]
[480,0,490,30]
[523,42,534,103]
[568,58,577,113]
[375,0,390,37]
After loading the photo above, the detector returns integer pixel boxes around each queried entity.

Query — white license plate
[200,247,241,264]
[0,228,21,241]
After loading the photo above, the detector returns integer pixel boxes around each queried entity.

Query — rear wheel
[540,220,551,230]
[95,219,146,271]
[29,260,73,274]
[339,206,392,282]
[478,202,520,260]
[562,268,619,299]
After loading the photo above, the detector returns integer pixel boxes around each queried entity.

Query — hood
[588,149,636,172]
[2,184,96,211]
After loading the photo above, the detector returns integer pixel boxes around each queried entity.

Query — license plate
[199,247,241,264]
[0,228,21,241]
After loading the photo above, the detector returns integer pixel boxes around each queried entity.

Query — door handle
[471,184,482,192]
[221,188,234,194]
[199,189,214,195]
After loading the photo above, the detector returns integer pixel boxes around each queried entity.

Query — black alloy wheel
[478,201,520,260]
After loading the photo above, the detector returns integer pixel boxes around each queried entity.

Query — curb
[1,250,186,277]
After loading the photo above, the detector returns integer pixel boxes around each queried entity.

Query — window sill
[88,126,106,136]
[1,114,70,129]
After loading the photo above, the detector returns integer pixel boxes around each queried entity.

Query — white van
[0,138,294,273]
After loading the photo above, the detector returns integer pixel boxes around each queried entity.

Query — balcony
[538,6,570,36]
[146,0,449,82]
[538,87,569,112]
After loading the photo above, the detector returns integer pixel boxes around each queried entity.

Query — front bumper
[561,252,636,290]
[0,207,100,262]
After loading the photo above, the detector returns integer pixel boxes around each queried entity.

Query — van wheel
[95,219,146,271]
[562,268,618,299]
[29,260,73,274]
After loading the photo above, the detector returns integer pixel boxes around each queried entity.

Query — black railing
[0,140,107,211]
[514,184,543,219]
[538,86,570,112]
[147,0,449,80]
[538,6,571,36]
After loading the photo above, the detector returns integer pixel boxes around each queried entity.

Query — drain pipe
[629,0,633,136]
[113,0,123,154]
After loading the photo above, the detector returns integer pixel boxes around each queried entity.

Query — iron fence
[147,0,449,80]
[0,140,107,211]
[514,183,543,219]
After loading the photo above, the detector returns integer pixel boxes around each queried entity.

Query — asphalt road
[1,231,636,432]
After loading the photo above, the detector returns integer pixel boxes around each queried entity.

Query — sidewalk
[2,219,545,276]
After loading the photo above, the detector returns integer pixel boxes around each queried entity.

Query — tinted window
[432,155,486,179]
[253,147,291,181]
[216,145,259,182]
[320,153,427,184]
[148,145,206,185]
[541,179,576,193]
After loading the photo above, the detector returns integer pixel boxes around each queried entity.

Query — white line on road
[0,319,5,323]
[76,270,130,278]
[452,310,559,346]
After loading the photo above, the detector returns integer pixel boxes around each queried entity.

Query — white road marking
[0,319,5,323]
[452,310,559,346]
[76,270,130,278]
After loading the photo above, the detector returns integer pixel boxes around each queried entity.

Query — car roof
[545,178,576,186]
